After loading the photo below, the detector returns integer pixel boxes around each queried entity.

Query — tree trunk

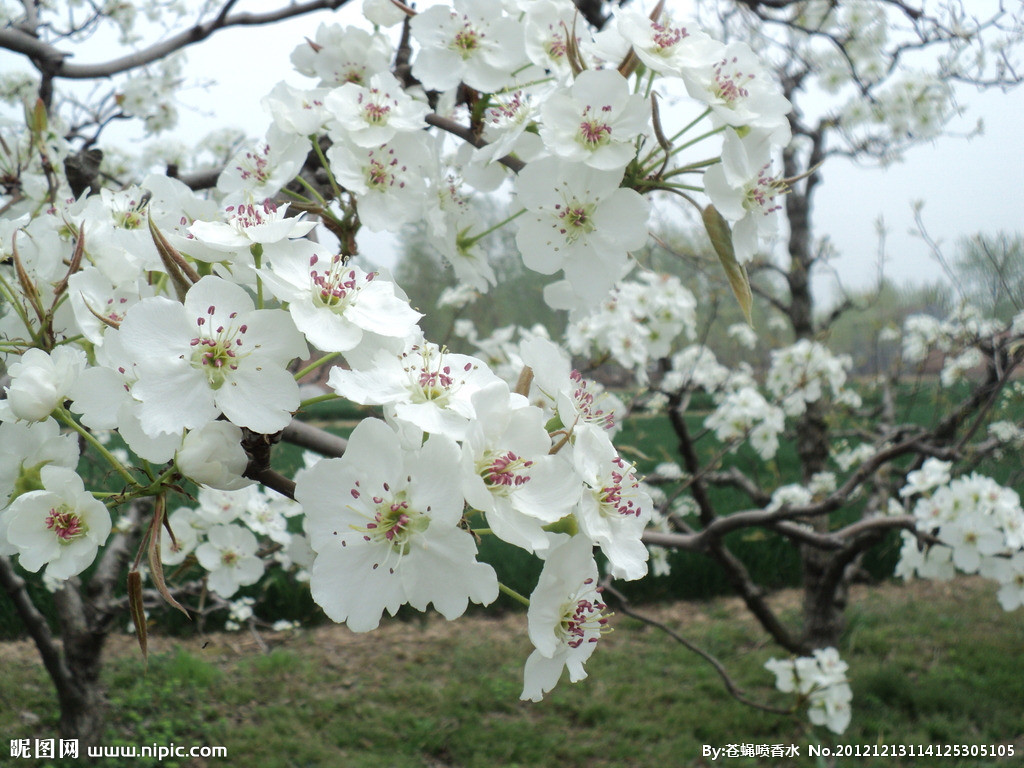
[0,559,107,752]
[0,504,142,754]
[53,586,109,751]
[783,120,850,650]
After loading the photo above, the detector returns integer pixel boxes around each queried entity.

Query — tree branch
[601,578,793,715]
[281,419,348,458]
[424,114,525,173]
[1,0,355,80]
[87,499,146,630]
[665,393,804,653]
[0,556,75,699]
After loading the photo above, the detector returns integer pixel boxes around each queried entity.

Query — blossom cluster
[765,648,853,734]
[566,272,698,382]
[0,0,828,714]
[765,339,861,417]
[160,485,308,598]
[901,305,1002,373]
[895,459,1024,611]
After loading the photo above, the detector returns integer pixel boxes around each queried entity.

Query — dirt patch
[1,577,998,669]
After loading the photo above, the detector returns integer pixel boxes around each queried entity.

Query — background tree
[949,231,1024,323]
[649,0,1024,648]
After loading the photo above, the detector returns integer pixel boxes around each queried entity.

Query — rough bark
[52,585,108,750]
[0,502,144,750]
[782,107,850,649]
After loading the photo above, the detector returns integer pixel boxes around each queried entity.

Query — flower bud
[176,421,253,491]
[5,347,86,422]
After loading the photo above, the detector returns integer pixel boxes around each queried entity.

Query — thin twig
[601,579,792,715]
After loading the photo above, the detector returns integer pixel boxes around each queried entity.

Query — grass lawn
[1,577,1022,768]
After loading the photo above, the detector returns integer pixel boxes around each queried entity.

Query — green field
[2,577,1021,768]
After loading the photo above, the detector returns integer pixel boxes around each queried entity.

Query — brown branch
[665,393,804,653]
[601,578,793,715]
[0,555,75,699]
[1,0,355,80]
[424,114,525,173]
[704,466,772,507]
[281,419,348,458]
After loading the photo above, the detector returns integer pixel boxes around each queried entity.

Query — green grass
[2,578,1022,768]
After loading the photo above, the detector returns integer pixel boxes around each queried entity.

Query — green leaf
[703,205,753,325]
[29,98,47,135]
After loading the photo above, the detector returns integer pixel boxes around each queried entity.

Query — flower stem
[290,176,326,207]
[311,135,345,202]
[498,582,531,607]
[461,208,526,248]
[54,407,139,488]
[250,243,264,308]
[293,352,340,381]
[300,392,340,409]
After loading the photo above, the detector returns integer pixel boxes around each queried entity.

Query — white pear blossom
[523,0,590,78]
[993,553,1024,611]
[329,338,503,440]
[410,0,528,93]
[765,648,853,734]
[682,40,792,143]
[539,69,649,170]
[766,339,856,417]
[616,7,719,75]
[326,133,431,233]
[296,418,498,631]
[899,458,952,498]
[325,72,429,148]
[519,336,621,435]
[118,275,307,437]
[515,158,649,306]
[363,0,407,27]
[175,421,253,491]
[262,82,331,138]
[704,129,787,264]
[461,382,580,554]
[195,523,265,598]
[259,243,421,353]
[475,89,547,167]
[159,507,201,566]
[188,199,316,255]
[5,466,111,579]
[521,535,609,701]
[67,331,182,464]
[663,345,734,393]
[216,126,311,201]
[290,24,393,87]
[0,419,80,555]
[705,386,785,460]
[64,267,153,345]
[194,486,262,527]
[571,424,652,580]
[566,272,697,380]
[3,347,87,423]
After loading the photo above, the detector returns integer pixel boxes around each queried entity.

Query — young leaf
[703,205,753,325]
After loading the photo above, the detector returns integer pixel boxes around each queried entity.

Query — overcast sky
[5,1,1022,308]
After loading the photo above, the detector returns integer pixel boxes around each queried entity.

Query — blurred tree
[951,232,1024,322]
